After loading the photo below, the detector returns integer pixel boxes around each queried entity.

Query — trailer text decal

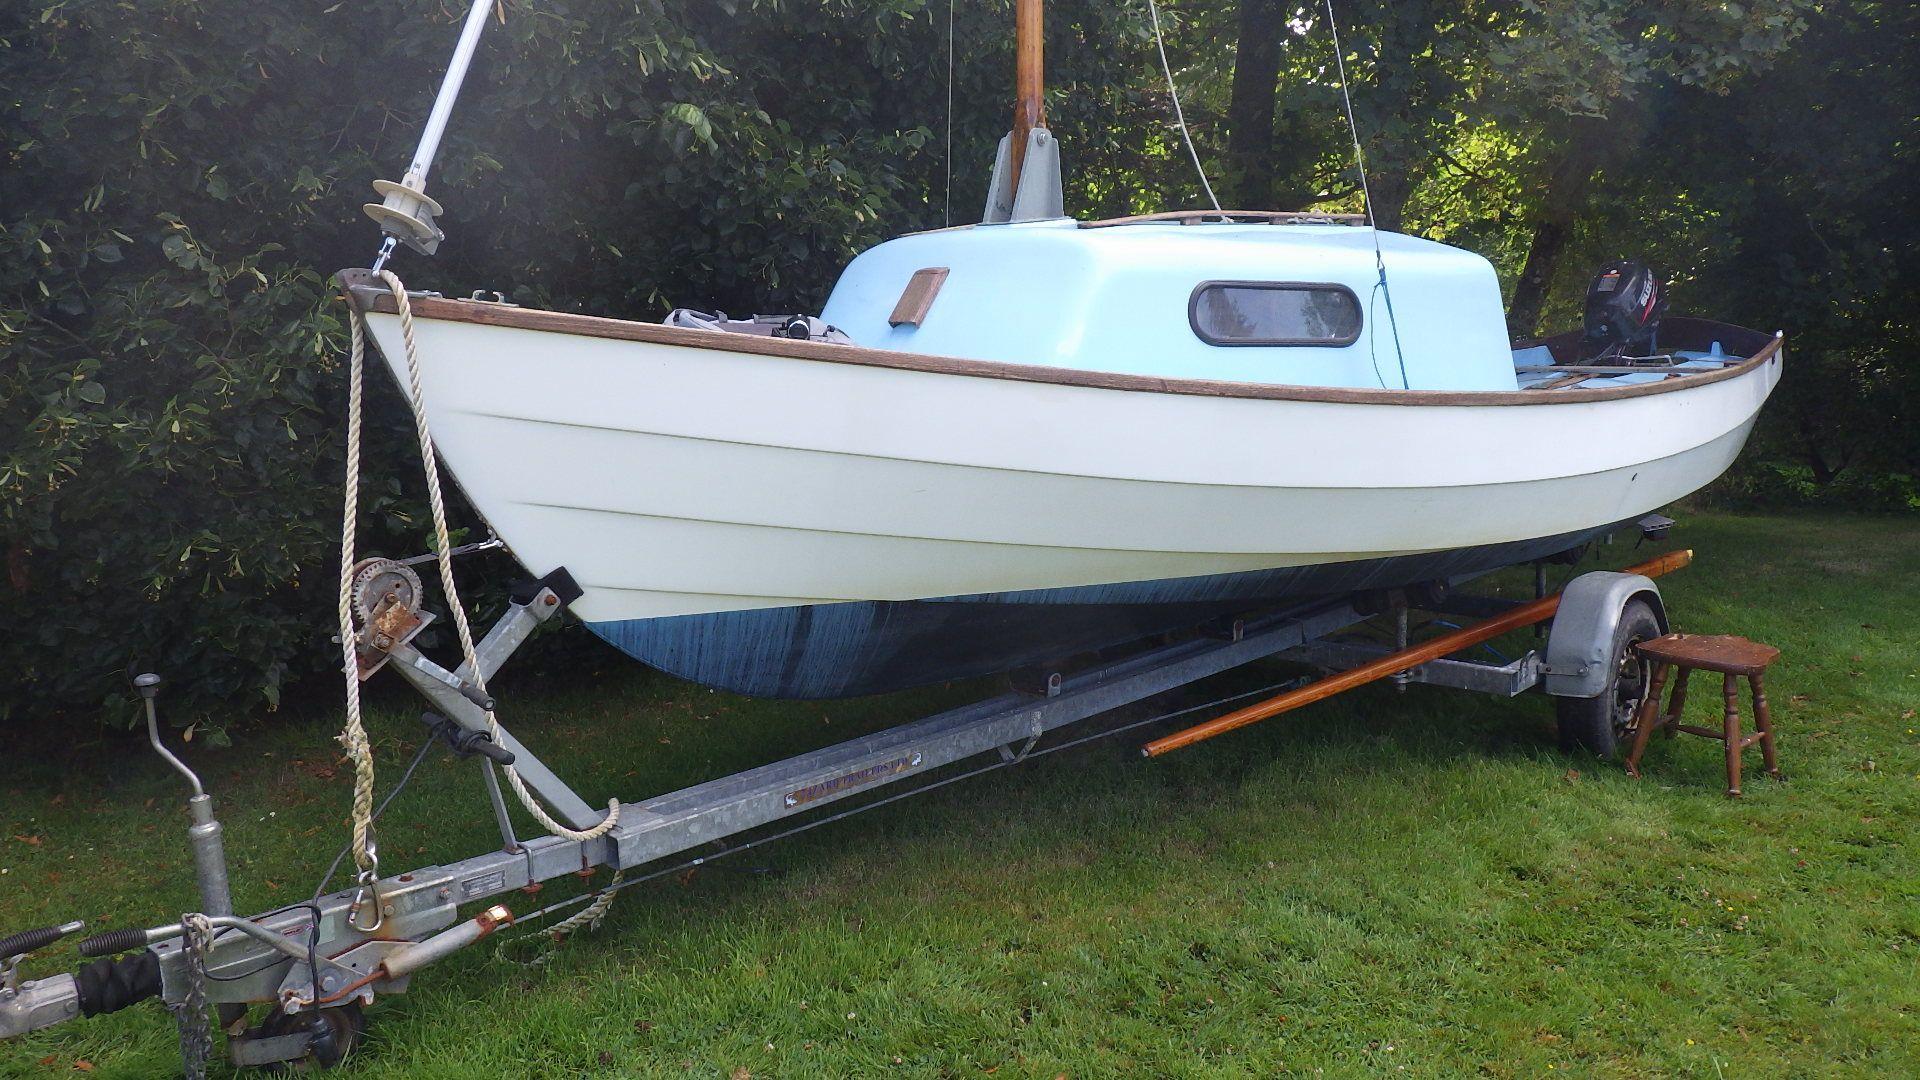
[784,752,923,809]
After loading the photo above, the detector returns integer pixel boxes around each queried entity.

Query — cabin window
[1188,282,1363,347]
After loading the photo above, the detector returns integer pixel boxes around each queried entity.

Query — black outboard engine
[1581,259,1667,359]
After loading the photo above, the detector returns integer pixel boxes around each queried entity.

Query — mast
[1007,0,1046,192]
[364,0,498,268]
[981,0,1063,223]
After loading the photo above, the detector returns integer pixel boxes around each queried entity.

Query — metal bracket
[982,127,1065,224]
[381,590,606,832]
[1284,641,1543,697]
[1009,668,1063,698]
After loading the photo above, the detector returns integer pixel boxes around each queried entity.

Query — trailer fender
[1543,572,1670,698]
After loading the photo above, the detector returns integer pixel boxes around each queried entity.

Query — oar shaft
[1140,549,1694,757]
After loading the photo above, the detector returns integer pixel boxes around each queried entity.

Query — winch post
[380,587,608,832]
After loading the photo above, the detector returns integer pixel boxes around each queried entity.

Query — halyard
[3,510,1916,1077]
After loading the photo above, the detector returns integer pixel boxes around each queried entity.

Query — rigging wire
[1147,0,1221,211]
[945,0,955,226]
[1322,0,1409,389]
[311,733,438,903]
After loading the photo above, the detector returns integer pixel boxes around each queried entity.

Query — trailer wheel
[1555,597,1661,758]
[256,1002,366,1071]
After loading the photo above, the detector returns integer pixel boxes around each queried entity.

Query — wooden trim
[888,267,949,327]
[336,269,1783,408]
[1514,362,1737,375]
[905,208,1366,238]
[1528,372,1596,391]
[1081,210,1367,228]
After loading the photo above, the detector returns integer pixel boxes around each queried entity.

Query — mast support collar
[982,127,1064,224]
[363,176,445,256]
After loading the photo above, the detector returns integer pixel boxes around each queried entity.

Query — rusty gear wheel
[348,557,423,627]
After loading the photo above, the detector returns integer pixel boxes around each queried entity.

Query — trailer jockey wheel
[255,1002,366,1072]
[1555,598,1662,758]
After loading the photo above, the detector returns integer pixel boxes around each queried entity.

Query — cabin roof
[819,217,1520,391]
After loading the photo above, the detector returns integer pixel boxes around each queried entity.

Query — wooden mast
[1008,0,1046,190]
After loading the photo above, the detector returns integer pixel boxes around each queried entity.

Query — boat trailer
[2,526,1687,1071]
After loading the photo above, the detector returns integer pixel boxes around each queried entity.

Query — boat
[343,0,1782,699]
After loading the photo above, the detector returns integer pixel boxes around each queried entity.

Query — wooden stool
[1624,633,1782,797]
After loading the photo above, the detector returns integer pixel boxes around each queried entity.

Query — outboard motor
[1582,259,1667,359]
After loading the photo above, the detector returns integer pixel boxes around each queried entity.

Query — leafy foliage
[2,0,1913,727]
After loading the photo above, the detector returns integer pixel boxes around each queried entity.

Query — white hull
[360,308,1781,626]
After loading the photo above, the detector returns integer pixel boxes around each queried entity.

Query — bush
[0,0,1165,727]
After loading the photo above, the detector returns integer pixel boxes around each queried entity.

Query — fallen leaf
[731,1069,751,1080]
[73,1062,95,1073]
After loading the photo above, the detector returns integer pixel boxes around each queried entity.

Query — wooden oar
[1139,549,1694,758]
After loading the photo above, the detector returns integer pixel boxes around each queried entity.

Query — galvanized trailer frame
[0,528,1679,1071]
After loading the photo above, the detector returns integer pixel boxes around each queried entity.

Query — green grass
[4,510,1917,1077]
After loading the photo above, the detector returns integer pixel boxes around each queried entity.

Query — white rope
[340,273,621,855]
[379,272,621,842]
[944,0,955,227]
[338,315,377,877]
[544,870,623,939]
[1147,0,1220,211]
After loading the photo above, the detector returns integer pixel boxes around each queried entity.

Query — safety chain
[168,912,214,1080]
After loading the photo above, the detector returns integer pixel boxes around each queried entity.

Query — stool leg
[1750,671,1782,780]
[1722,672,1743,798]
[1624,661,1669,779]
[1664,667,1691,738]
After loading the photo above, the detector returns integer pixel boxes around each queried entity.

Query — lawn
[3,510,1916,1078]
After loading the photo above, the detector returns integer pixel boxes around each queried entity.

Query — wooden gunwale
[339,270,1782,408]
[1079,209,1368,228]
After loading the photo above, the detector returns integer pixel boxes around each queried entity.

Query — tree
[1481,0,1811,336]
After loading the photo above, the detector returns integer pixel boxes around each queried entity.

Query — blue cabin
[820,216,1520,392]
